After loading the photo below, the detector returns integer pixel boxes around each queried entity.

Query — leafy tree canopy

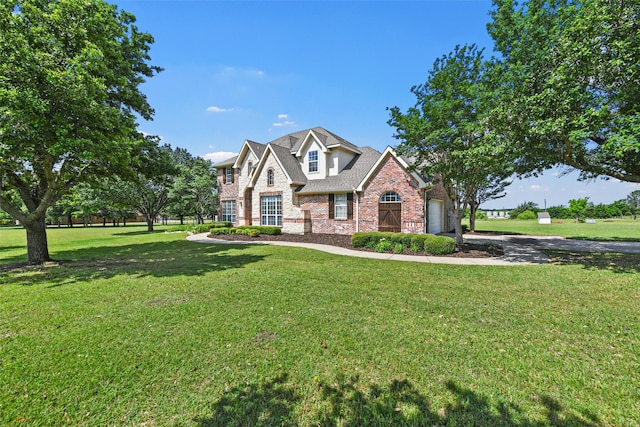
[389,44,513,246]
[488,0,640,182]
[0,0,161,263]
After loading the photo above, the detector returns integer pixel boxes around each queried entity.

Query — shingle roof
[212,155,238,168]
[246,140,266,159]
[295,146,381,194]
[268,143,307,185]
[268,127,361,155]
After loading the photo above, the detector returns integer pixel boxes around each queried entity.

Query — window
[267,168,274,186]
[380,191,401,202]
[221,200,236,222]
[248,162,253,175]
[225,168,234,184]
[308,150,318,173]
[329,193,352,220]
[261,195,282,226]
[334,194,348,220]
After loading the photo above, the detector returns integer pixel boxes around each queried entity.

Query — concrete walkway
[186,232,640,266]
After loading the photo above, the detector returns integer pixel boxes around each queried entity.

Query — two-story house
[214,127,451,235]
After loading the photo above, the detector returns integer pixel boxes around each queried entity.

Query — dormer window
[308,150,318,173]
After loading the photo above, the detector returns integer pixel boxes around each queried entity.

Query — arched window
[380,191,401,202]
[248,162,253,175]
[267,169,274,186]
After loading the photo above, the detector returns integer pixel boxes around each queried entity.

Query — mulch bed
[208,233,504,258]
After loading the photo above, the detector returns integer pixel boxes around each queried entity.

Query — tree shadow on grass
[194,373,601,426]
[546,250,640,274]
[0,240,267,287]
[194,373,300,427]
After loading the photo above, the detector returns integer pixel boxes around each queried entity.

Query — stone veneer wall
[251,153,306,234]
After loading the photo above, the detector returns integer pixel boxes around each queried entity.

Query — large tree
[0,0,161,264]
[388,45,512,247]
[103,144,177,232]
[488,0,640,182]
[627,190,640,220]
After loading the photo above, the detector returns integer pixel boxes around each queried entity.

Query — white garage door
[428,200,444,234]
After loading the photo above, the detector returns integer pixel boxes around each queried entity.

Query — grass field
[1,225,639,425]
[470,218,640,241]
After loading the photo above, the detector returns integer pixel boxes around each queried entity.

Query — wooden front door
[378,202,401,232]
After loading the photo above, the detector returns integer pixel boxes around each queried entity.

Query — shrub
[211,222,233,229]
[192,223,215,233]
[237,225,281,235]
[410,235,427,249]
[517,210,537,220]
[166,225,190,232]
[365,240,378,249]
[209,227,236,235]
[423,235,456,255]
[400,234,413,249]
[375,239,392,253]
[351,232,371,248]
[167,223,219,233]
[351,231,455,255]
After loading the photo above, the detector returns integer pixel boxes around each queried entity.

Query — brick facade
[359,154,426,234]
[218,168,239,225]
[298,194,357,235]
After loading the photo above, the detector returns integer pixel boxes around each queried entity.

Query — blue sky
[113,0,639,209]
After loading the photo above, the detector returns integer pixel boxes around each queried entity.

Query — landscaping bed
[208,232,504,258]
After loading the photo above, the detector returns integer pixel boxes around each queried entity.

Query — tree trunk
[452,211,464,249]
[24,216,52,265]
[179,215,184,225]
[146,218,154,232]
[469,202,477,233]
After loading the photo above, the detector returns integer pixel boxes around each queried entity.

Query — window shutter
[221,169,226,184]
[347,193,353,220]
[328,194,334,219]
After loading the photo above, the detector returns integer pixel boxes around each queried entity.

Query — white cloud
[277,114,288,119]
[202,151,238,162]
[530,185,541,191]
[273,120,295,127]
[206,106,236,113]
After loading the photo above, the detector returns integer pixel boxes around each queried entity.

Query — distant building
[537,212,551,224]
[485,210,510,219]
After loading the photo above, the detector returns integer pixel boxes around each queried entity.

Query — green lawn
[1,225,639,426]
[470,218,640,241]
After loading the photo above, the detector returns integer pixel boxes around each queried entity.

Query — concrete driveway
[464,233,640,264]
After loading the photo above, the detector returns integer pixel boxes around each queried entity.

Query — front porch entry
[378,191,401,232]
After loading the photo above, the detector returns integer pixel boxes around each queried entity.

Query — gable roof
[356,146,432,192]
[295,146,381,194]
[291,127,362,157]
[232,139,266,169]
[248,142,307,188]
